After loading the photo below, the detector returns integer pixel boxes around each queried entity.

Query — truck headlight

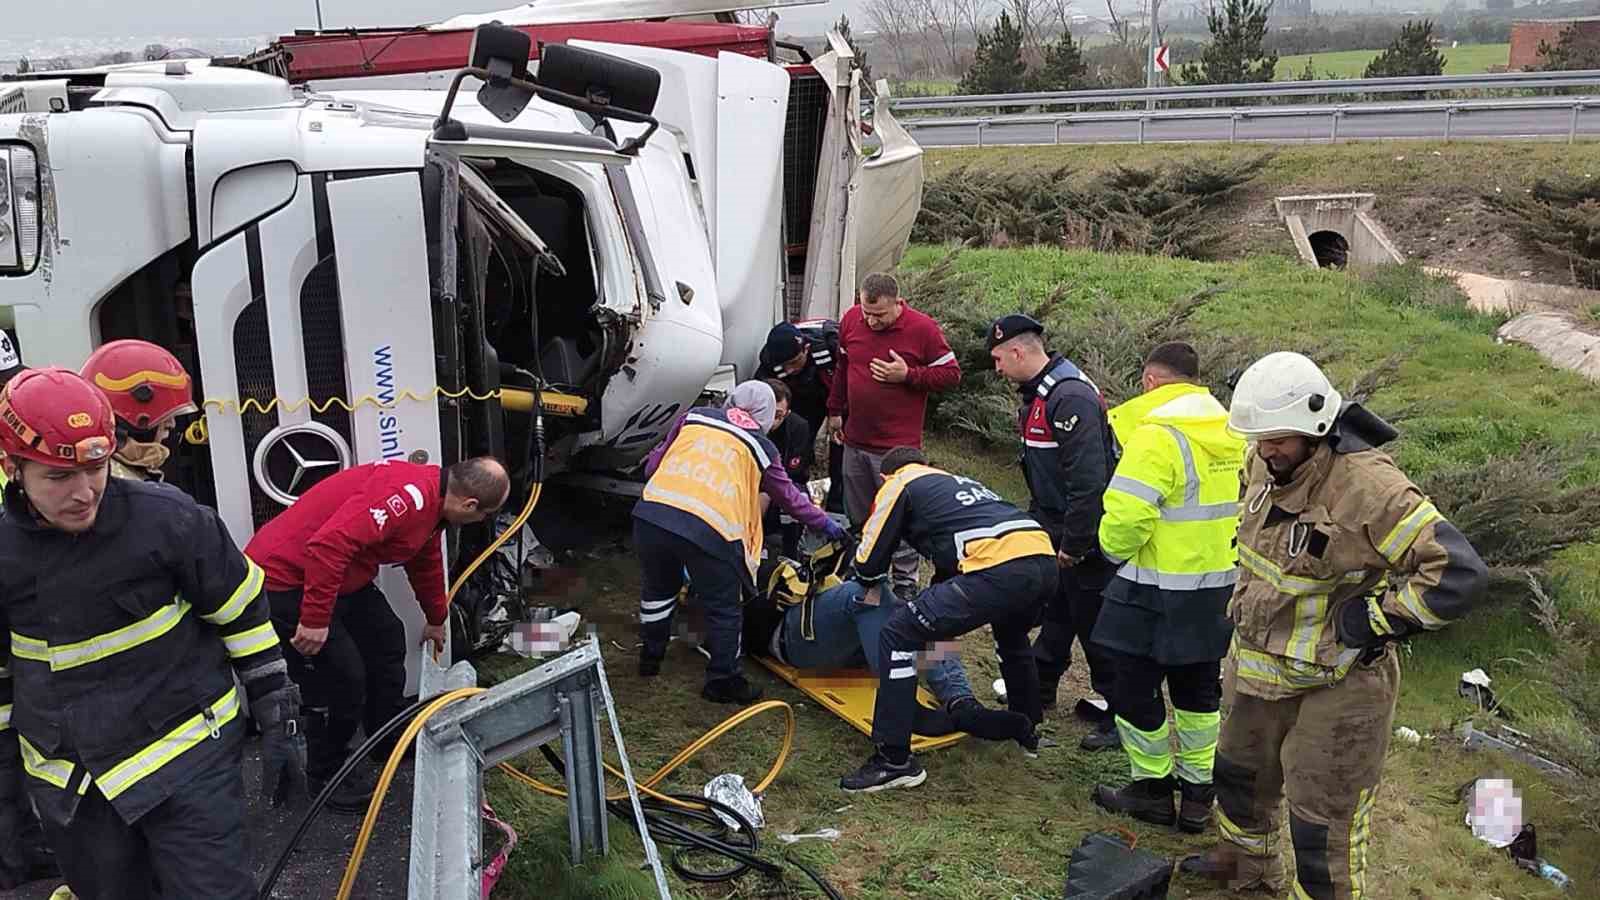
[0,144,41,275]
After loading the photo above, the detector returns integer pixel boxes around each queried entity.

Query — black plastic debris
[1063,831,1172,899]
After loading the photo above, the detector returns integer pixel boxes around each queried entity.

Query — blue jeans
[780,580,974,704]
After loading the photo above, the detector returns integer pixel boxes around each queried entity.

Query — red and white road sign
[1155,44,1170,73]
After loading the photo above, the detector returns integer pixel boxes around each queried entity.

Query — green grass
[1276,42,1512,80]
[479,248,1597,899]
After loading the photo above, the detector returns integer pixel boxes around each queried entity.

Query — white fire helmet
[1227,351,1342,439]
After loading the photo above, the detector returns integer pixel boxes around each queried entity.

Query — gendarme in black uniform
[841,455,1057,792]
[1014,348,1120,713]
[0,477,286,899]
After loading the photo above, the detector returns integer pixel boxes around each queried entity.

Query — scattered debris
[777,828,842,844]
[1458,668,1510,719]
[1459,722,1579,781]
[1064,831,1172,899]
[1394,726,1422,745]
[501,609,582,658]
[481,804,520,897]
[704,773,765,832]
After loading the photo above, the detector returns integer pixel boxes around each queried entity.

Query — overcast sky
[12,0,856,40]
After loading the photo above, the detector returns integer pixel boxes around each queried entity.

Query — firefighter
[635,381,847,704]
[987,314,1120,749]
[77,340,198,482]
[1181,351,1489,898]
[0,367,305,900]
[1086,342,1244,834]
[840,447,1055,793]
[246,455,509,812]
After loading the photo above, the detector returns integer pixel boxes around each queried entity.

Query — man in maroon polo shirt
[825,272,962,598]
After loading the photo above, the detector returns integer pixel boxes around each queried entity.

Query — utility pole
[1145,0,1161,110]
[315,0,326,30]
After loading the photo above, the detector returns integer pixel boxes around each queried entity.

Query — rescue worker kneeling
[0,368,306,900]
[841,448,1055,793]
[635,381,846,704]
[744,549,1035,743]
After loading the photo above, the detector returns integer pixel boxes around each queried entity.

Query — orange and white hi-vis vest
[635,407,780,583]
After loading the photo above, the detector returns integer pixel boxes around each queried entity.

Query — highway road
[905,101,1600,147]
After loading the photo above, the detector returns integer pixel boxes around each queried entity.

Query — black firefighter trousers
[268,583,408,779]
[37,738,255,900]
[871,555,1057,755]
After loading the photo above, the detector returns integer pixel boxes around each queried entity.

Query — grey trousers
[841,443,922,596]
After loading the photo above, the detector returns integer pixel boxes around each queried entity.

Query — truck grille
[300,254,354,449]
[233,292,279,529]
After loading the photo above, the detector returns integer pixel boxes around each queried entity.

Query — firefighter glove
[252,683,309,807]
[1336,595,1416,662]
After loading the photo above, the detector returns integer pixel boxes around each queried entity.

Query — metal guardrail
[903,95,1594,146]
[889,68,1600,113]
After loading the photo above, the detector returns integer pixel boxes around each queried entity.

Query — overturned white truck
[0,24,923,688]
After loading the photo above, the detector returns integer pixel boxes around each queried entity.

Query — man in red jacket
[825,272,961,598]
[245,456,508,810]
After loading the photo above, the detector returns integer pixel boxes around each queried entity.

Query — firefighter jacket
[1016,354,1116,557]
[636,407,834,588]
[0,478,285,826]
[1095,383,1246,665]
[245,461,448,631]
[1229,403,1489,700]
[853,463,1053,582]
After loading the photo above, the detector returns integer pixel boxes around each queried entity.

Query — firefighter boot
[1091,776,1177,828]
[702,674,763,704]
[1179,844,1285,893]
[1178,781,1215,834]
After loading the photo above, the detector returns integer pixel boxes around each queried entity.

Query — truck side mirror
[470,23,535,123]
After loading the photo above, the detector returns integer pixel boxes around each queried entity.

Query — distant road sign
[1155,44,1170,73]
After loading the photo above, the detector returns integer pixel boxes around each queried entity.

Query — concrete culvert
[1308,230,1350,269]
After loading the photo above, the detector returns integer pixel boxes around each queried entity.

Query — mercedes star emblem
[252,421,353,506]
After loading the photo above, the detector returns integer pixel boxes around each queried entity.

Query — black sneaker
[1018,725,1059,759]
[701,675,762,704]
[639,655,662,678]
[1080,720,1120,752]
[309,765,378,816]
[840,751,927,793]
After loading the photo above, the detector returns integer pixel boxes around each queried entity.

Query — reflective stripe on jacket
[854,463,1052,580]
[1093,383,1245,665]
[1229,440,1489,699]
[0,478,285,825]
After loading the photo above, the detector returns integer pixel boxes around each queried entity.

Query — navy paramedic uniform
[634,407,842,685]
[1017,354,1119,705]
[854,463,1057,754]
[0,478,284,900]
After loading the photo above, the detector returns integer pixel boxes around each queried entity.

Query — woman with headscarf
[633,381,847,703]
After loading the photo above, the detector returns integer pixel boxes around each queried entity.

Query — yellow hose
[336,698,798,896]
[447,483,542,604]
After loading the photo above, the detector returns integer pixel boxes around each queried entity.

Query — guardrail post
[1572,103,1582,144]
[1138,115,1147,145]
[976,119,987,148]
[1054,118,1064,144]
[1230,112,1240,144]
[1444,106,1454,143]
[1329,108,1341,143]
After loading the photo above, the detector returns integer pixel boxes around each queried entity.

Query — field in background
[1276,42,1512,79]
[478,249,1596,899]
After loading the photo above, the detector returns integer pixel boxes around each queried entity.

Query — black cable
[256,697,430,899]
[533,745,842,895]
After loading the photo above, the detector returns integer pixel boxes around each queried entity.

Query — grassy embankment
[479,246,1599,899]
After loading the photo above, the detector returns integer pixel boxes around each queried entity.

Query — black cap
[986,314,1044,351]
[760,322,805,374]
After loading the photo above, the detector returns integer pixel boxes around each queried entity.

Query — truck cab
[0,28,921,684]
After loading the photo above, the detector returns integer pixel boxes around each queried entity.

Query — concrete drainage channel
[1272,193,1600,385]
[1275,193,1406,269]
